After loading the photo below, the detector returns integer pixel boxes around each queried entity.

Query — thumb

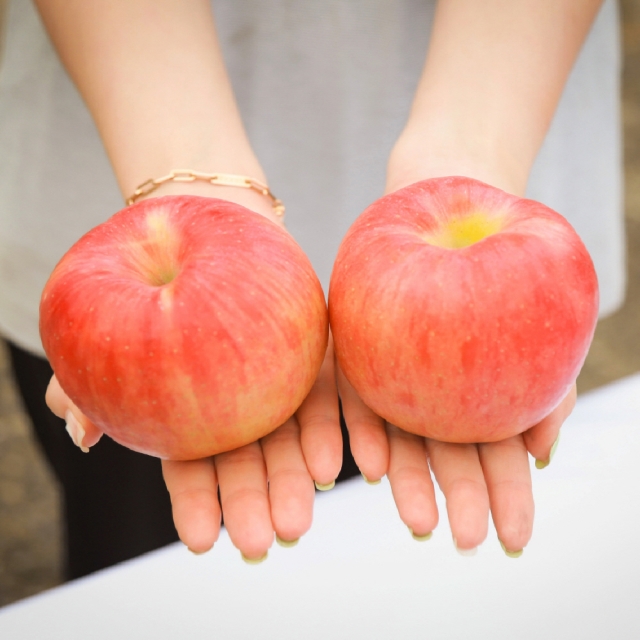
[45,375,103,452]
[522,384,576,469]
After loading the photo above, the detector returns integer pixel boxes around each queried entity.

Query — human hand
[336,148,579,556]
[46,336,343,562]
[44,184,342,562]
[338,365,573,556]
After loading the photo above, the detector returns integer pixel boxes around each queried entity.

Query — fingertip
[356,457,388,486]
[349,423,390,483]
[446,498,490,552]
[525,422,562,466]
[361,472,382,485]
[297,412,343,486]
[498,530,531,558]
[314,480,335,491]
[534,431,561,469]
[173,492,221,554]
[182,529,218,555]
[221,492,274,561]
[304,445,342,488]
[45,375,66,418]
[490,494,534,554]
[453,537,478,556]
[276,534,300,548]
[524,386,574,461]
[234,532,274,562]
[269,472,314,541]
[241,550,269,565]
[391,475,439,540]
[499,539,524,558]
[64,408,102,452]
[352,426,389,482]
[188,545,212,556]
[402,500,439,540]
[409,527,433,542]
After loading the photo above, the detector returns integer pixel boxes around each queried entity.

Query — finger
[337,365,389,483]
[523,384,576,468]
[261,418,315,545]
[297,336,343,487]
[162,458,221,554]
[477,435,533,556]
[215,442,273,561]
[426,439,490,552]
[45,375,103,451]
[386,424,438,538]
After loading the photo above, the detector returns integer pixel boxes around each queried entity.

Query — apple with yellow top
[329,176,598,443]
[40,196,328,460]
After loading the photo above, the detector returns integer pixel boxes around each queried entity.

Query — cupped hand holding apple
[330,171,596,556]
[42,188,343,562]
[326,0,605,556]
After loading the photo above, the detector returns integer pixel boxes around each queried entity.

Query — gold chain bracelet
[126,170,285,218]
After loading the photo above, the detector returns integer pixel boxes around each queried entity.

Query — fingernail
[65,410,89,453]
[362,473,381,486]
[241,551,268,565]
[408,527,432,542]
[453,537,477,556]
[276,535,299,548]
[314,480,335,491]
[535,432,561,470]
[188,547,210,556]
[499,539,523,559]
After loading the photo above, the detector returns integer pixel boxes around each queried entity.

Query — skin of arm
[34,0,272,216]
[388,0,605,195]
[34,0,343,561]
[342,0,605,554]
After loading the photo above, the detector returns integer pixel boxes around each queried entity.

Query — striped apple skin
[329,177,598,443]
[40,196,328,459]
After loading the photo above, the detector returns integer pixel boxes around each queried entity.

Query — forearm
[388,0,604,195]
[34,0,270,214]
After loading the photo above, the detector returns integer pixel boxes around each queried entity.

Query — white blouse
[0,0,624,356]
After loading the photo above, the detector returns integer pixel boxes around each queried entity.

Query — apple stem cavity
[124,210,182,286]
[424,211,504,249]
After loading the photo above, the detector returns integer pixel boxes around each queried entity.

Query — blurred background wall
[578,1,640,391]
[1,0,639,607]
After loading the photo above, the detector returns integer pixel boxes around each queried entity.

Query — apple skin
[40,196,328,460]
[329,176,598,443]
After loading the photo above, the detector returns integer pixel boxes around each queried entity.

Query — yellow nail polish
[408,527,432,542]
[499,539,523,558]
[241,551,268,565]
[276,535,299,548]
[535,432,561,469]
[314,480,335,491]
[361,473,381,486]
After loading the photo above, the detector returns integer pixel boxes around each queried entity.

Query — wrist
[386,124,530,198]
[134,168,283,226]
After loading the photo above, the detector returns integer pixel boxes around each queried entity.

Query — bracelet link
[171,170,198,183]
[126,170,284,219]
[209,173,251,189]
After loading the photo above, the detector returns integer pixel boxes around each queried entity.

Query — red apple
[40,196,328,459]
[329,177,598,443]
